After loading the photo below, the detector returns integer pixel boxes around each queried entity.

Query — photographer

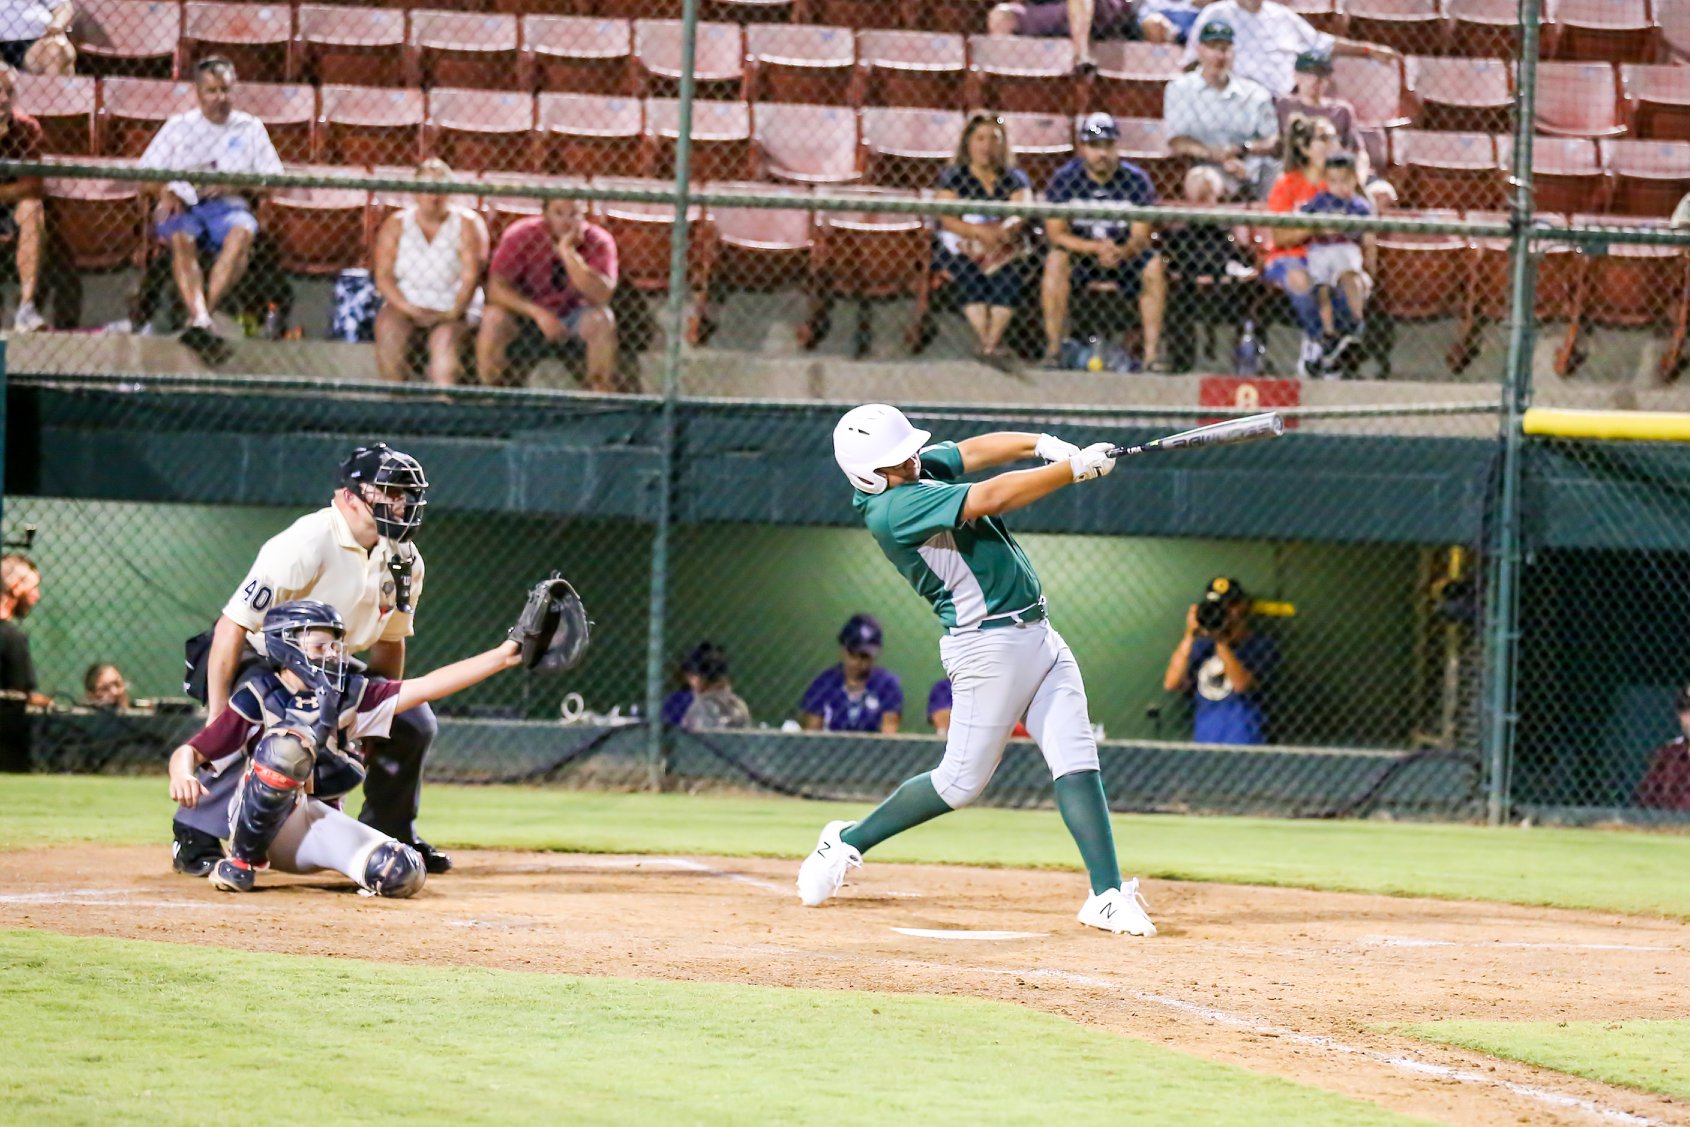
[1162,576,1277,745]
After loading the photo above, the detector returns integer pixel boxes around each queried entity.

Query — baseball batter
[173,444,447,877]
[797,403,1156,936]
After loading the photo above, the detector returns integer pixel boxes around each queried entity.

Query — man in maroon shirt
[476,196,619,390]
[0,63,47,332]
[1636,686,1690,811]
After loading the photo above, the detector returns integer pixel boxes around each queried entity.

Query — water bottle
[262,302,283,341]
[1234,319,1262,376]
[1085,335,1105,372]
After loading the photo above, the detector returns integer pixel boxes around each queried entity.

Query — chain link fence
[0,0,1687,824]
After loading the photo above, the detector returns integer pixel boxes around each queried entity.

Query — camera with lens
[1195,599,1229,634]
[1194,576,1247,637]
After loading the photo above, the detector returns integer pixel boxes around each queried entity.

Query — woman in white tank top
[373,159,490,386]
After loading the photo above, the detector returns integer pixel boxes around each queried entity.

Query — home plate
[893,927,1045,941]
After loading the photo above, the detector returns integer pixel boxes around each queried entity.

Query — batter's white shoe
[1078,878,1157,936]
[796,820,861,906]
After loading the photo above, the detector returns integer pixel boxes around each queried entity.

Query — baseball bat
[1106,412,1286,459]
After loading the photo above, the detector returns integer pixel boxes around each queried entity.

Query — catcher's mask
[341,443,429,543]
[262,600,350,697]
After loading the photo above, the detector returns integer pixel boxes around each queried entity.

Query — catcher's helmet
[341,443,429,542]
[261,600,349,697]
[360,839,426,898]
[833,404,930,495]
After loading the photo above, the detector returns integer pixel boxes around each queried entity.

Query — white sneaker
[12,301,43,332]
[1077,877,1157,936]
[1297,335,1325,379]
[796,819,861,906]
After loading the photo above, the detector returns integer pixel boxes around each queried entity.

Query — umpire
[171,443,452,877]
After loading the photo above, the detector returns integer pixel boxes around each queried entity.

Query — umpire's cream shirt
[222,505,426,655]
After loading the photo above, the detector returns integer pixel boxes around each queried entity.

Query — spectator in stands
[1636,685,1690,811]
[372,159,489,388]
[799,614,903,734]
[1162,576,1276,745]
[1673,193,1690,231]
[1265,114,1367,377]
[1159,164,1259,371]
[476,196,618,390]
[0,553,46,772]
[1041,112,1168,371]
[82,662,130,710]
[935,113,1033,370]
[662,641,751,731]
[1137,0,1206,45]
[0,62,45,333]
[1165,22,1281,201]
[1274,49,1396,213]
[1296,150,1373,374]
[0,0,74,75]
[1183,0,1401,98]
[139,57,284,365]
[987,0,1137,73]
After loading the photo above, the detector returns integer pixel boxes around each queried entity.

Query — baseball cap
[1203,576,1249,606]
[1198,20,1235,44]
[839,613,884,655]
[1294,49,1334,74]
[681,641,730,682]
[1078,112,1119,143]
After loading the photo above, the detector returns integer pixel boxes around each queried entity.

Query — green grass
[0,929,1427,1127]
[1395,1020,1690,1101]
[7,776,1690,918]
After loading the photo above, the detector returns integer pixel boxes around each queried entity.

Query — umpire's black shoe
[172,824,224,877]
[409,839,453,874]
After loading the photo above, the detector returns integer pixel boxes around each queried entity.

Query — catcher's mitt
[509,574,592,672]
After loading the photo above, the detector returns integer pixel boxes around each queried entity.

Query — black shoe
[409,839,453,874]
[180,325,232,366]
[172,824,223,877]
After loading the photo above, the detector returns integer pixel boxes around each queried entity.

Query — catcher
[167,577,589,896]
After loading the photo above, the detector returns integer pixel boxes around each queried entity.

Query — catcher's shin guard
[228,731,313,866]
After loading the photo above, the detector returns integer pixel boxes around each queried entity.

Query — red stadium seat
[861,106,962,190]
[634,19,743,98]
[590,174,707,294]
[599,0,682,16]
[1090,42,1184,120]
[492,0,596,13]
[1112,115,1179,199]
[232,82,317,164]
[1286,0,1343,32]
[1330,54,1410,130]
[1533,62,1624,139]
[1528,136,1606,213]
[1445,0,1520,58]
[797,0,912,28]
[1002,111,1072,190]
[1661,0,1690,61]
[427,88,535,172]
[413,11,522,91]
[536,93,647,177]
[700,181,813,300]
[1557,215,1689,378]
[47,166,146,270]
[857,31,967,110]
[965,35,1077,117]
[753,102,861,185]
[1340,0,1446,56]
[1620,64,1690,141]
[14,73,96,155]
[100,77,196,158]
[803,184,932,356]
[744,24,856,105]
[321,85,425,168]
[261,166,371,274]
[1448,211,1577,372]
[1406,55,1512,134]
[179,2,294,86]
[645,98,754,182]
[74,0,181,79]
[703,0,794,22]
[1601,139,1690,218]
[1370,209,1466,323]
[921,0,981,34]
[525,17,635,97]
[298,6,406,89]
[1389,130,1504,210]
[1547,0,1657,64]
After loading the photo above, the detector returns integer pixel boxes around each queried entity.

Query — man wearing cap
[798,614,904,734]
[1165,21,1282,200]
[663,641,752,731]
[1162,576,1278,745]
[1182,0,1401,98]
[1040,111,1169,370]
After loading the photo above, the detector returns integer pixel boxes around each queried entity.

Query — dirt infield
[2,846,1686,1127]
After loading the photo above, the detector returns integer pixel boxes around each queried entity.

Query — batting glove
[1034,433,1081,464]
[1068,442,1117,483]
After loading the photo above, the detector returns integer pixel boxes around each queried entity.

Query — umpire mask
[341,443,430,543]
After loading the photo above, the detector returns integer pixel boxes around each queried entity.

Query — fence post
[643,0,702,787]
[1481,0,1543,825]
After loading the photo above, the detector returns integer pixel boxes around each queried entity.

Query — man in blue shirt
[799,614,904,733]
[1161,576,1277,744]
[1041,112,1169,372]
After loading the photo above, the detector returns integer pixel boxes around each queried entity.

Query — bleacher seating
[178,2,292,85]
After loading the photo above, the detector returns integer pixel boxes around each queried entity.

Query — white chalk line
[892,927,1046,941]
[0,888,220,910]
[1360,935,1677,953]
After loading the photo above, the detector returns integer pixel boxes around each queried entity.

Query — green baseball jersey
[853,441,1043,630]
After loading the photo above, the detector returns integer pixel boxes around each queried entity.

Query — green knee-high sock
[1054,769,1123,895]
[840,772,953,854]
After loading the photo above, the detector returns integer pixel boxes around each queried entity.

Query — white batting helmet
[833,404,931,495]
